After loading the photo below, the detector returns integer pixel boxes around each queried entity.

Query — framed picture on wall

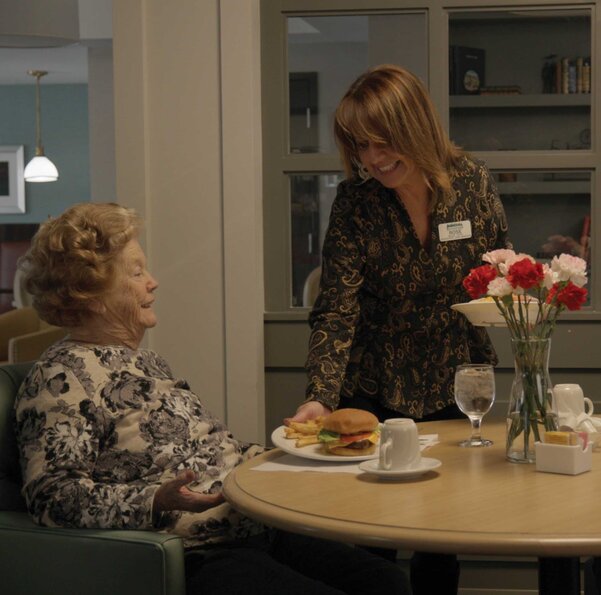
[0,146,25,214]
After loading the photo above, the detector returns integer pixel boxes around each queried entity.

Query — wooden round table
[224,420,601,558]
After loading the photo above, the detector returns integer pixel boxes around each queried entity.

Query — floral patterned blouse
[306,157,510,418]
[14,340,264,548]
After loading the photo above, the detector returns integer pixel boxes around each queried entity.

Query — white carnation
[551,254,588,287]
[487,277,514,297]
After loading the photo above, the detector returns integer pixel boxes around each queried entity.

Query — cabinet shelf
[498,180,590,195]
[450,94,591,109]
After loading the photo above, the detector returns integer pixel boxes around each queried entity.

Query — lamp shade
[25,70,59,183]
[0,0,79,48]
[23,155,59,182]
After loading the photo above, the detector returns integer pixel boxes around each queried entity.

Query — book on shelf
[576,57,584,93]
[450,46,485,95]
[543,55,591,94]
[480,85,522,95]
[582,58,591,93]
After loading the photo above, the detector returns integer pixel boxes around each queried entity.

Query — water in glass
[454,364,495,447]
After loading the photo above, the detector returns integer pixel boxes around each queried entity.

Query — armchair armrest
[8,326,68,363]
[0,511,186,595]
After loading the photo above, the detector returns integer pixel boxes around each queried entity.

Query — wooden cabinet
[262,4,601,589]
[263,0,600,316]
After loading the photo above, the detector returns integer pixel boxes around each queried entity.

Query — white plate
[451,299,542,327]
[358,457,442,480]
[271,425,379,462]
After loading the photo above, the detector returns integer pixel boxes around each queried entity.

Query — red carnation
[546,282,588,311]
[507,258,544,290]
[463,265,497,299]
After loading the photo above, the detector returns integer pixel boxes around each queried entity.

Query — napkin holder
[535,441,592,475]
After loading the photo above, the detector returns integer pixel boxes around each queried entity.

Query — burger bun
[322,408,379,434]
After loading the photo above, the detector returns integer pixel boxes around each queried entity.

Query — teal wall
[0,84,90,223]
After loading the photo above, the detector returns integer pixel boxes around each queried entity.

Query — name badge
[438,220,472,242]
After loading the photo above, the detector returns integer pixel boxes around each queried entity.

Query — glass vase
[506,337,558,463]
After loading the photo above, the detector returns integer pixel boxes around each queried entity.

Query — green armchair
[0,363,186,595]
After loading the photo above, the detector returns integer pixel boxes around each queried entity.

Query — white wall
[88,45,116,202]
[112,0,264,442]
[78,0,112,41]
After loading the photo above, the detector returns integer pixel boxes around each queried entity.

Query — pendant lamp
[0,0,79,48]
[24,70,58,183]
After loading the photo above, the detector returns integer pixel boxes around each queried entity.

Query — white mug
[379,418,421,471]
[553,384,594,429]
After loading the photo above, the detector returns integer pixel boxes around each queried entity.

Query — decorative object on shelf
[450,46,485,95]
[23,70,58,183]
[580,214,591,263]
[462,249,588,463]
[0,146,25,213]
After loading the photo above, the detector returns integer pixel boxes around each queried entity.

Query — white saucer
[358,457,442,480]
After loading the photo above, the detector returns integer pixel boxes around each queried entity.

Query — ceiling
[0,44,88,84]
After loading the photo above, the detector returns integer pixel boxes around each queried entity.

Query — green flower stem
[506,337,556,463]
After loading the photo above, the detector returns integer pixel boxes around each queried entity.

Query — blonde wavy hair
[334,64,465,204]
[21,202,141,327]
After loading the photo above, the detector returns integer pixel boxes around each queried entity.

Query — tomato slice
[340,432,372,444]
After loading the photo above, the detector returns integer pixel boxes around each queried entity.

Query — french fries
[283,417,324,448]
[295,435,320,447]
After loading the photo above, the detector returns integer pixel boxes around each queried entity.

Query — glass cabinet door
[287,13,428,155]
[265,5,597,312]
[286,12,428,307]
[290,173,341,307]
[492,169,592,303]
[449,8,591,152]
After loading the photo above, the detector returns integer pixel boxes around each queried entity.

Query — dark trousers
[585,557,601,595]
[339,395,462,595]
[184,529,411,595]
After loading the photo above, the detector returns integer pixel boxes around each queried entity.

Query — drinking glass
[454,364,496,447]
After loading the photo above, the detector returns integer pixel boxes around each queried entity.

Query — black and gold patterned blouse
[305,157,510,418]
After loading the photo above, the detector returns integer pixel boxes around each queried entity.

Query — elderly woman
[14,203,409,595]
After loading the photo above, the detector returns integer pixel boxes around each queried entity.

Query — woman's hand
[284,401,332,426]
[153,470,224,514]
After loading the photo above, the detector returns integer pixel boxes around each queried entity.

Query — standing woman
[286,64,510,594]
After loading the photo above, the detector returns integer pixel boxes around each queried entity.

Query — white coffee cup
[379,418,421,471]
[553,384,594,429]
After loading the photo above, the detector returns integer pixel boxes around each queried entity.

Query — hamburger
[318,408,380,456]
